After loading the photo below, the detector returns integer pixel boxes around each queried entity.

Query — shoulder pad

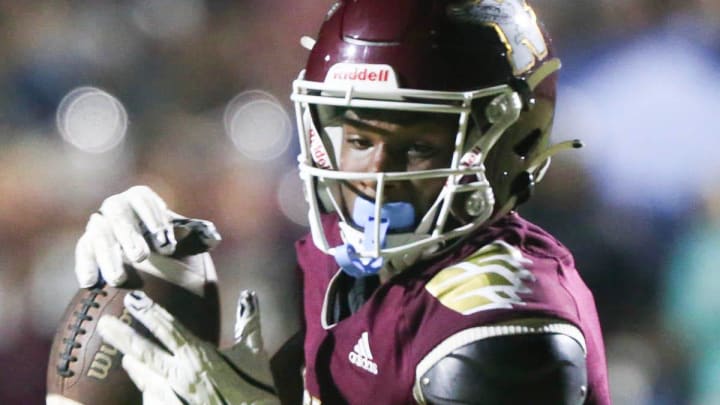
[414,321,588,404]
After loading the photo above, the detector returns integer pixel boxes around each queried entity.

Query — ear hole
[513,129,541,157]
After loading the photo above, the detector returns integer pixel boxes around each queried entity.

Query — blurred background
[0,0,718,403]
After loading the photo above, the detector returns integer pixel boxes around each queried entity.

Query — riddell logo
[325,63,398,88]
[331,67,390,82]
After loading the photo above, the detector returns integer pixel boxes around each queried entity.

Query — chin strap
[334,198,415,278]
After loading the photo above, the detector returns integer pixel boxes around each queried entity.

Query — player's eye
[407,142,438,159]
[345,135,373,150]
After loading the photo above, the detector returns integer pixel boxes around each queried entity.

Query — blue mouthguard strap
[334,199,415,278]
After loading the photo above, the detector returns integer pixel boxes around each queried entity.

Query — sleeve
[270,331,305,405]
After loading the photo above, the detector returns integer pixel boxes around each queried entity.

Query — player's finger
[100,193,150,263]
[123,290,192,352]
[127,186,177,256]
[187,218,222,250]
[97,315,174,378]
[234,290,263,351]
[122,355,185,405]
[142,390,182,405]
[75,231,99,288]
[121,354,152,392]
[169,210,222,243]
[87,214,127,286]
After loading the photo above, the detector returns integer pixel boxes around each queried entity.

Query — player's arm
[413,319,588,405]
[270,330,305,405]
[269,264,306,405]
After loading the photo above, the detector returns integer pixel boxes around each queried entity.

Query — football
[46,253,220,405]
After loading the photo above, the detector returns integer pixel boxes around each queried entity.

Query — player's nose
[368,143,402,173]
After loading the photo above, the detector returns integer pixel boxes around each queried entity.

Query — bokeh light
[223,90,292,161]
[56,86,128,154]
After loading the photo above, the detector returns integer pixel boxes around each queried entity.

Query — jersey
[295,212,610,404]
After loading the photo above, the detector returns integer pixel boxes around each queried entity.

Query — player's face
[338,111,457,223]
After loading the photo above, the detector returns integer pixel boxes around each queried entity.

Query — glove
[223,290,275,386]
[97,290,279,405]
[74,185,221,287]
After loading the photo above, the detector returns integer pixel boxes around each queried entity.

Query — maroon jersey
[296,212,610,404]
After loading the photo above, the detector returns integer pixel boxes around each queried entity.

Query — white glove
[224,290,274,386]
[74,185,221,287]
[97,290,279,405]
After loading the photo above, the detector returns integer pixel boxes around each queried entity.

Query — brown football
[46,253,220,405]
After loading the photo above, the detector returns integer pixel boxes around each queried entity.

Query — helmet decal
[447,0,548,75]
[325,63,400,90]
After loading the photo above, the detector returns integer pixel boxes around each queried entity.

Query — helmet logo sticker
[325,63,400,90]
[447,0,548,75]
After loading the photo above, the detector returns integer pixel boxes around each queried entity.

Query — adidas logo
[348,331,378,375]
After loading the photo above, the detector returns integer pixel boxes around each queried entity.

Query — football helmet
[291,0,579,277]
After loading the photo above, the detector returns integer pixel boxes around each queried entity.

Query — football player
[74,0,611,404]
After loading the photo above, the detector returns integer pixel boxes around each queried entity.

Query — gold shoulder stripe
[426,241,535,315]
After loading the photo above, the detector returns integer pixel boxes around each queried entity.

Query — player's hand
[74,185,221,287]
[97,290,279,405]
[222,290,274,388]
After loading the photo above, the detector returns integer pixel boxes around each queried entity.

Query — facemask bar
[431,91,524,239]
[291,71,522,262]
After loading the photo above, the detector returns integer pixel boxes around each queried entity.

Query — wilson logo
[87,308,133,380]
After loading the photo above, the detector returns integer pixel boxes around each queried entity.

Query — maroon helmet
[292,0,579,274]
